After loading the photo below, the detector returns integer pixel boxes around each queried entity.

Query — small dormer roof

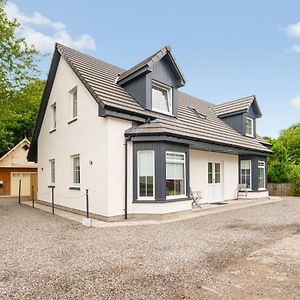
[117,45,186,87]
[213,95,262,118]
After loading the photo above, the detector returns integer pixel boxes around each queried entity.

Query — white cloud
[291,44,300,53]
[291,96,300,109]
[4,2,96,53]
[285,21,300,38]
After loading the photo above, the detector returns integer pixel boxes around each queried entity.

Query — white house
[28,44,271,221]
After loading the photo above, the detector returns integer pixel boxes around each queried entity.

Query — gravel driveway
[0,197,300,299]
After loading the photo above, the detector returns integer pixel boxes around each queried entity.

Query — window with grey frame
[72,155,80,185]
[137,150,154,199]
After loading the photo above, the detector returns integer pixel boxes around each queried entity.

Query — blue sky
[6,0,300,137]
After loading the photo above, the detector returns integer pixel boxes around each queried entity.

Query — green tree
[279,123,300,164]
[0,0,44,156]
[0,79,45,156]
[0,0,39,95]
[267,139,292,183]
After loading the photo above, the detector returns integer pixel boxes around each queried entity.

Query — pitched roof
[28,44,271,161]
[127,92,270,153]
[213,95,262,117]
[256,135,272,146]
[117,45,186,86]
[0,138,30,162]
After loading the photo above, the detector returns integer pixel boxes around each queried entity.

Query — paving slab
[22,197,283,228]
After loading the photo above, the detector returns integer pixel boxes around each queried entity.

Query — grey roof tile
[213,95,255,116]
[56,43,270,154]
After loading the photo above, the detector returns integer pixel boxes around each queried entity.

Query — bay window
[240,160,251,190]
[166,152,186,198]
[258,161,266,190]
[152,81,172,115]
[137,150,155,199]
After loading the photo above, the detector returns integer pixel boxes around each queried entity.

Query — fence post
[18,179,21,203]
[32,185,34,208]
[51,186,55,214]
[86,189,89,219]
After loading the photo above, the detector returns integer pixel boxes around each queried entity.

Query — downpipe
[124,135,131,219]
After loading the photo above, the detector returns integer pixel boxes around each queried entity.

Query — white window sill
[166,195,187,200]
[152,108,173,116]
[245,133,254,138]
[68,117,78,125]
[49,128,56,133]
[69,186,80,190]
[137,197,155,201]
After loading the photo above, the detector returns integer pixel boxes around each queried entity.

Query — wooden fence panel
[268,183,295,196]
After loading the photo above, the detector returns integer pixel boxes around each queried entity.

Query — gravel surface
[0,197,299,299]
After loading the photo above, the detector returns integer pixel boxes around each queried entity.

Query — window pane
[73,156,80,184]
[139,176,146,197]
[146,176,154,197]
[50,160,55,183]
[208,172,213,184]
[139,151,154,176]
[152,84,171,113]
[166,162,184,179]
[215,172,221,183]
[166,179,184,196]
[73,91,77,118]
[166,152,185,197]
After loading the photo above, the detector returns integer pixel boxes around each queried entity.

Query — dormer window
[245,117,254,137]
[152,81,172,115]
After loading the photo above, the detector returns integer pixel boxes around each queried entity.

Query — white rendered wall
[38,56,113,216]
[190,149,239,203]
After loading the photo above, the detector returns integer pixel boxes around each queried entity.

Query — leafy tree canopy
[278,123,300,164]
[0,0,45,157]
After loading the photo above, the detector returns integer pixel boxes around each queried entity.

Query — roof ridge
[214,95,255,107]
[117,45,172,82]
[56,43,126,73]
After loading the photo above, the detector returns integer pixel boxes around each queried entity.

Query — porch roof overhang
[128,134,272,157]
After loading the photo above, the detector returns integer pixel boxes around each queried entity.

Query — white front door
[208,162,223,203]
[11,173,32,196]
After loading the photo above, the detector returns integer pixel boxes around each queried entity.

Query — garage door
[11,173,32,196]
